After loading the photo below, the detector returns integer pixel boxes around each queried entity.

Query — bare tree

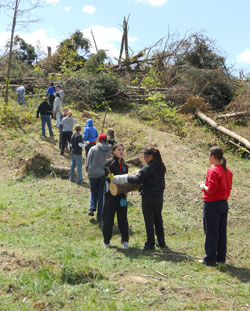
[0,0,43,104]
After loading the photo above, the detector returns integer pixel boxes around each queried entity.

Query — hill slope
[0,108,249,311]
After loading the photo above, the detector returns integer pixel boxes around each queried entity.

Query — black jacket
[70,133,83,155]
[37,101,53,118]
[128,160,165,197]
[105,157,128,197]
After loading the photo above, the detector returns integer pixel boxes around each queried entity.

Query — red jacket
[203,165,233,202]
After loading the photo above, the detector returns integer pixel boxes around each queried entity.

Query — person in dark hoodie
[85,134,112,221]
[102,144,129,249]
[37,97,54,137]
[83,119,99,157]
[111,148,166,250]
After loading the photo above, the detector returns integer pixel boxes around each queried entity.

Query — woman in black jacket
[112,148,166,250]
[102,144,129,249]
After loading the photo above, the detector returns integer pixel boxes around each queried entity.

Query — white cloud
[237,49,250,64]
[64,6,71,11]
[136,0,168,6]
[81,25,137,59]
[44,0,60,4]
[82,5,96,15]
[0,29,59,57]
[0,32,11,53]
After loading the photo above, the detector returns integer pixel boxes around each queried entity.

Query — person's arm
[36,105,40,118]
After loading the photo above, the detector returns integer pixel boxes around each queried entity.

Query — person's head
[43,96,48,102]
[56,85,61,91]
[208,146,227,170]
[143,148,166,172]
[85,119,93,127]
[75,124,81,132]
[68,111,72,117]
[98,133,107,143]
[55,92,61,98]
[107,128,115,139]
[112,143,124,159]
[63,108,68,116]
[50,82,54,86]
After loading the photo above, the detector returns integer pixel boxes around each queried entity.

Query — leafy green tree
[13,35,37,65]
[84,50,107,74]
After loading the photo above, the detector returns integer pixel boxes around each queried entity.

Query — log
[215,111,250,120]
[109,182,140,196]
[195,110,250,151]
[50,164,71,177]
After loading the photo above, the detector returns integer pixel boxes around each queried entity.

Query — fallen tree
[195,109,250,153]
[215,111,250,120]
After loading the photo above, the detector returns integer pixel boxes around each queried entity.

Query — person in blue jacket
[111,148,166,250]
[46,82,56,109]
[83,119,99,157]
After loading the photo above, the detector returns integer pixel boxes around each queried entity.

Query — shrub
[60,263,103,285]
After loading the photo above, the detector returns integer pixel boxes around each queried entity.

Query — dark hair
[209,146,227,171]
[144,148,166,173]
[107,128,115,139]
[108,144,124,161]
[50,82,54,86]
[55,92,61,99]
[56,85,61,88]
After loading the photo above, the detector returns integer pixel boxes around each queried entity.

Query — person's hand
[111,174,128,184]
[200,184,205,190]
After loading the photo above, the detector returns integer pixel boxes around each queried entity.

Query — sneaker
[77,180,87,185]
[104,243,110,248]
[123,242,129,249]
[143,245,155,251]
[88,210,94,216]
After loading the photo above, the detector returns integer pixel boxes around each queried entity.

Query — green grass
[0,103,249,311]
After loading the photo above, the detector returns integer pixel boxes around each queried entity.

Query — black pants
[203,200,228,265]
[85,142,96,157]
[142,195,165,248]
[49,95,55,110]
[102,193,129,244]
[61,131,72,154]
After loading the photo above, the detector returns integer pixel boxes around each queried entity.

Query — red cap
[98,133,106,142]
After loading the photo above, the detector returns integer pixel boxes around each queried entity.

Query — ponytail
[222,157,227,171]
[144,148,166,173]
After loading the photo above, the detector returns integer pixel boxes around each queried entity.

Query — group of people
[36,83,233,266]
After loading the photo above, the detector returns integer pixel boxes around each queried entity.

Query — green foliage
[0,103,35,127]
[64,73,120,109]
[59,263,102,285]
[141,68,161,88]
[135,92,186,136]
[13,35,37,65]
[84,50,107,74]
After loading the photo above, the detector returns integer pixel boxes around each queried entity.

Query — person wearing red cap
[85,134,112,221]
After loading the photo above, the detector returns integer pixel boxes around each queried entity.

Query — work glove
[111,174,128,184]
[78,143,86,148]
[200,184,205,190]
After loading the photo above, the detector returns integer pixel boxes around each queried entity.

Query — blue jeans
[70,154,83,183]
[17,93,26,105]
[89,176,106,220]
[41,115,54,136]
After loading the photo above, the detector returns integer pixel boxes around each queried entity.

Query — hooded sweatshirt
[83,119,99,142]
[85,142,111,178]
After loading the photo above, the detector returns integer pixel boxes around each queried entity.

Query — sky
[1,0,250,75]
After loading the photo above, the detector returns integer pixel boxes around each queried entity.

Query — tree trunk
[196,110,250,151]
[215,111,250,120]
[4,0,19,105]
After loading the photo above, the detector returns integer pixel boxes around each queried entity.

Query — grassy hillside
[0,102,249,311]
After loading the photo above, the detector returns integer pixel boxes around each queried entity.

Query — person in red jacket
[200,146,233,266]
